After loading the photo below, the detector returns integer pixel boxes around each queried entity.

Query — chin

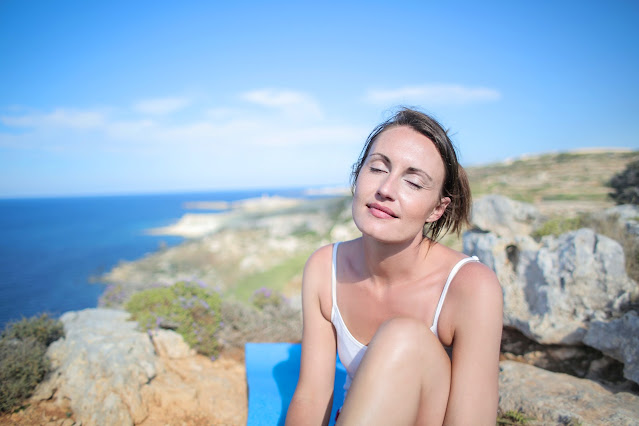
[353,217,411,244]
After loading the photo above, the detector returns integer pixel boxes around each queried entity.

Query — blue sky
[1,1,637,197]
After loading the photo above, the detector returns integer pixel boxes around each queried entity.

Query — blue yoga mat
[245,342,347,426]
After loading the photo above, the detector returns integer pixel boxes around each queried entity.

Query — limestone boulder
[34,308,159,425]
[32,308,248,425]
[584,311,639,385]
[470,195,543,240]
[464,228,636,344]
[593,204,639,238]
[149,328,196,359]
[499,360,639,425]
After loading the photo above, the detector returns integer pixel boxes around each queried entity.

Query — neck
[359,234,433,287]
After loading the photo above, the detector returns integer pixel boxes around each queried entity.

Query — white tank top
[330,242,479,398]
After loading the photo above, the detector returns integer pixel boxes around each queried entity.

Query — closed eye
[369,166,387,173]
[405,180,423,189]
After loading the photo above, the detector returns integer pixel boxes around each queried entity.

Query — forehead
[369,126,445,175]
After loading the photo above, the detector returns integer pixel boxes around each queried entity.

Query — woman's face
[352,125,450,244]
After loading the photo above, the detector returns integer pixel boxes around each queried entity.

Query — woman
[286,108,503,425]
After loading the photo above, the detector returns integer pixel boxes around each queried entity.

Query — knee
[377,317,429,341]
[372,317,442,362]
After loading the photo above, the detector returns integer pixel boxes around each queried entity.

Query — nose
[377,174,397,201]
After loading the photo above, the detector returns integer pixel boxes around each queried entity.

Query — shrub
[497,409,534,424]
[532,216,583,239]
[609,159,639,205]
[217,298,302,350]
[125,281,222,357]
[98,283,129,308]
[0,314,64,413]
[251,287,284,310]
[0,339,48,413]
[2,313,64,346]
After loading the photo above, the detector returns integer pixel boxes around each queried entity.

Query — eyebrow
[369,152,434,182]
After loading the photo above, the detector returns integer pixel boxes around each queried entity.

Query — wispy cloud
[366,84,501,105]
[240,88,323,120]
[0,89,363,152]
[1,108,106,129]
[132,97,192,115]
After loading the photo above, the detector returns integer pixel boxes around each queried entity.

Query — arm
[443,263,503,425]
[286,246,338,426]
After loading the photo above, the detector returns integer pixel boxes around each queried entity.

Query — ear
[425,197,451,223]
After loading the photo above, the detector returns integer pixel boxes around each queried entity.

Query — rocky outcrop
[33,308,246,426]
[584,311,639,385]
[470,194,544,239]
[34,309,157,425]
[592,204,639,238]
[464,195,639,397]
[465,228,635,345]
[499,360,639,425]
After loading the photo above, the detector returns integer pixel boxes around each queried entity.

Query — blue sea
[0,188,313,329]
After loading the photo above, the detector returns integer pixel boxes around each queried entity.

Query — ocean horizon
[0,187,327,329]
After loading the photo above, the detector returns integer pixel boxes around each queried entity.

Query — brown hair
[351,107,472,241]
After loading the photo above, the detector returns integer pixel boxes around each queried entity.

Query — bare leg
[336,317,451,426]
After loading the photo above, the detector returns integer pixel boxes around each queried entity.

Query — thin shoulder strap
[331,242,341,309]
[431,256,479,332]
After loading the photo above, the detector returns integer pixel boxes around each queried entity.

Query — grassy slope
[467,150,639,208]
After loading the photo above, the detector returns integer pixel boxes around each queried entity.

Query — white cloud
[241,89,307,108]
[366,84,501,105]
[0,92,371,196]
[0,91,365,154]
[240,89,323,120]
[1,108,106,129]
[256,124,364,147]
[133,97,191,115]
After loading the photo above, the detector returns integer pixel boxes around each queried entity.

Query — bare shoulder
[446,257,503,330]
[304,243,334,275]
[452,259,501,298]
[302,243,337,321]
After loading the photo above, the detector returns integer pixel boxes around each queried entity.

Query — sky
[0,1,638,198]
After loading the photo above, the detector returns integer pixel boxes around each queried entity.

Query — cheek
[406,194,437,223]
[351,187,366,217]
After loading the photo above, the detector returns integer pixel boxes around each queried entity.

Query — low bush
[532,216,583,239]
[2,313,64,346]
[125,281,222,357]
[609,159,639,205]
[216,298,302,350]
[0,314,64,413]
[496,409,534,424]
[98,283,129,308]
[251,287,285,310]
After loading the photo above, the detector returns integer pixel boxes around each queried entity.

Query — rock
[32,308,247,425]
[465,228,636,344]
[34,308,158,425]
[593,204,639,238]
[470,195,543,239]
[150,329,195,359]
[499,360,639,425]
[584,311,639,385]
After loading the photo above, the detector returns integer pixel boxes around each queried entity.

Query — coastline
[146,195,309,238]
[99,194,358,306]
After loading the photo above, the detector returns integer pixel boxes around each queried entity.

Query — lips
[367,203,398,218]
